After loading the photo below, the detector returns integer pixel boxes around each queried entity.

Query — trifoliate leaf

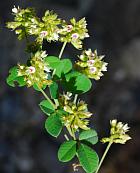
[63,71,92,94]
[45,113,62,137]
[79,129,98,145]
[6,66,26,87]
[58,140,76,162]
[45,56,60,69]
[77,143,99,173]
[39,100,55,115]
[55,59,72,77]
[49,82,59,99]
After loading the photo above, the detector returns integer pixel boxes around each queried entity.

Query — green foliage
[79,129,98,145]
[77,143,99,173]
[6,66,26,87]
[39,100,55,115]
[45,56,72,78]
[55,59,72,77]
[33,83,47,91]
[63,71,92,93]
[45,113,62,137]
[45,56,60,68]
[49,82,59,99]
[6,6,113,173]
[58,140,76,162]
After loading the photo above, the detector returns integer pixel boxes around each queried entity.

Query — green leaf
[45,113,62,137]
[77,144,99,173]
[79,129,98,145]
[58,140,76,162]
[55,59,72,77]
[33,83,47,91]
[45,56,72,78]
[63,71,92,94]
[75,74,92,93]
[45,56,60,69]
[39,100,55,115]
[49,82,58,99]
[6,66,26,87]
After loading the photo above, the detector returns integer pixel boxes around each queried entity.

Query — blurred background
[0,0,140,172]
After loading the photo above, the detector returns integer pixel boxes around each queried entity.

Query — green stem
[59,41,67,59]
[74,94,78,104]
[38,85,56,109]
[95,142,113,173]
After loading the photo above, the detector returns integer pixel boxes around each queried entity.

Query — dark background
[0,0,140,173]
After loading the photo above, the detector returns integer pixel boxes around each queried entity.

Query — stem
[59,41,67,59]
[38,85,56,109]
[64,134,69,141]
[95,142,113,173]
[74,94,78,104]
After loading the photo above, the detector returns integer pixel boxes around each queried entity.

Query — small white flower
[122,124,130,132]
[27,66,36,74]
[85,49,92,56]
[41,51,47,58]
[12,6,19,14]
[79,55,84,61]
[40,31,48,38]
[71,33,79,40]
[89,67,97,73]
[84,33,90,38]
[67,25,73,32]
[87,60,95,67]
[117,122,123,129]
[110,119,117,126]
[102,63,108,71]
[53,33,59,40]
[44,66,51,73]
[31,18,35,23]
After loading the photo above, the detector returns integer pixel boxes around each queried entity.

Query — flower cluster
[35,10,61,43]
[76,49,108,80]
[59,18,89,49]
[18,51,52,88]
[7,7,39,40]
[101,119,131,144]
[59,93,92,135]
[7,6,89,50]
[7,7,61,43]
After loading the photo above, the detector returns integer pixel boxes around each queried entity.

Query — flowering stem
[95,141,113,173]
[38,85,56,109]
[59,41,67,59]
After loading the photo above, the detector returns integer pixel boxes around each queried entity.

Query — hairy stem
[59,41,67,59]
[38,85,56,109]
[95,142,113,173]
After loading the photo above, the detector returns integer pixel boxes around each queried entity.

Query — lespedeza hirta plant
[6,6,131,173]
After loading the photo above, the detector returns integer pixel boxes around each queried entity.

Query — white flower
[44,66,51,73]
[53,33,59,40]
[102,63,108,71]
[67,25,73,32]
[40,31,48,38]
[12,6,19,14]
[110,119,117,127]
[122,124,130,132]
[41,51,47,58]
[71,33,79,40]
[87,60,95,66]
[85,49,92,56]
[84,33,90,38]
[102,119,131,144]
[27,66,36,74]
[89,67,97,73]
